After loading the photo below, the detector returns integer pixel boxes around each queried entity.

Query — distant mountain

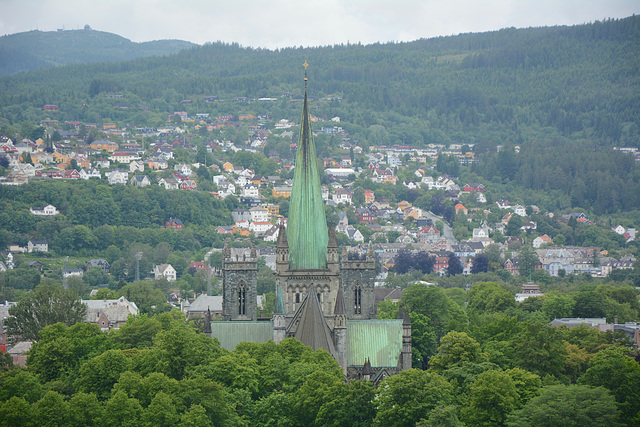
[0,27,196,76]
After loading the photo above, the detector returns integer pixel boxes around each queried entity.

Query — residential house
[27,239,48,253]
[188,261,211,273]
[250,206,270,223]
[356,208,376,223]
[109,152,139,164]
[130,175,151,187]
[157,177,179,190]
[106,170,128,185]
[333,188,353,205]
[504,258,519,275]
[216,225,234,234]
[86,259,110,274]
[455,203,468,216]
[532,234,553,248]
[272,186,292,198]
[30,204,59,216]
[364,189,375,203]
[90,140,119,152]
[154,264,177,281]
[166,218,183,230]
[230,209,251,225]
[250,221,272,235]
[180,179,197,191]
[63,268,84,278]
[83,297,138,330]
[174,164,193,175]
[417,226,440,242]
[79,168,102,179]
[345,226,364,243]
[514,205,527,217]
[129,160,145,173]
[242,184,260,197]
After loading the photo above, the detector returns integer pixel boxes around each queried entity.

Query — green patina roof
[210,321,273,350]
[347,319,403,367]
[287,85,328,270]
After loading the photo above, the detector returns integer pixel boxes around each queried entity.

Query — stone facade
[221,242,258,321]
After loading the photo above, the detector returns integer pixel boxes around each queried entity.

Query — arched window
[238,283,246,315]
[354,285,362,314]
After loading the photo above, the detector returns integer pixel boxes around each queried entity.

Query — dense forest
[0,28,195,76]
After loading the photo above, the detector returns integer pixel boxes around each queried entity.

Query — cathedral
[209,67,411,383]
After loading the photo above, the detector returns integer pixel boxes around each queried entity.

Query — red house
[166,218,183,230]
[43,104,59,111]
[180,180,197,191]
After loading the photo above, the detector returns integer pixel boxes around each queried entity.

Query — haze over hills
[0,26,196,76]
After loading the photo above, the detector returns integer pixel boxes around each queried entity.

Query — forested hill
[0,27,196,76]
[1,16,639,149]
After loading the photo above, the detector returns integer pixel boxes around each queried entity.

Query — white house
[250,221,272,235]
[27,239,48,253]
[129,160,145,173]
[105,170,129,185]
[79,168,102,180]
[30,204,59,216]
[250,206,270,223]
[154,264,177,282]
[514,205,527,217]
[242,184,260,198]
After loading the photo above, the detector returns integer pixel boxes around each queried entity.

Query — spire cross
[303,60,309,86]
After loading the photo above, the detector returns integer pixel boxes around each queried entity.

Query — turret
[333,287,347,375]
[399,304,412,370]
[327,224,339,273]
[276,225,289,275]
[273,285,286,344]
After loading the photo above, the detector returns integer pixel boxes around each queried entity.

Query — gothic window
[238,283,246,315]
[354,285,362,314]
[295,293,300,303]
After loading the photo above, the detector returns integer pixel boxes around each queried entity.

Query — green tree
[429,331,487,372]
[517,246,540,278]
[462,369,518,427]
[5,284,87,341]
[579,347,640,425]
[315,379,376,427]
[467,282,516,318]
[506,384,623,427]
[512,321,567,378]
[375,369,455,427]
[0,396,34,427]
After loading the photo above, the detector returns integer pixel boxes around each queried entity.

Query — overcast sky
[1,0,638,49]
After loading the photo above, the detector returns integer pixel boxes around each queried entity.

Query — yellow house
[90,141,119,152]
[397,200,412,211]
[223,162,234,171]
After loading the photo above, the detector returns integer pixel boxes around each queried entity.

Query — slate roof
[290,285,337,359]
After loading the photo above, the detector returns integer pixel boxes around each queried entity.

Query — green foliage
[462,369,519,427]
[578,347,640,425]
[467,282,516,318]
[5,284,86,341]
[429,331,487,372]
[375,369,455,427]
[506,384,623,427]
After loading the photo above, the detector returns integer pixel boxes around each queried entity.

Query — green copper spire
[287,62,328,269]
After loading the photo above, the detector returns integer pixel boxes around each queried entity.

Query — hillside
[1,16,639,151]
[0,27,196,76]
